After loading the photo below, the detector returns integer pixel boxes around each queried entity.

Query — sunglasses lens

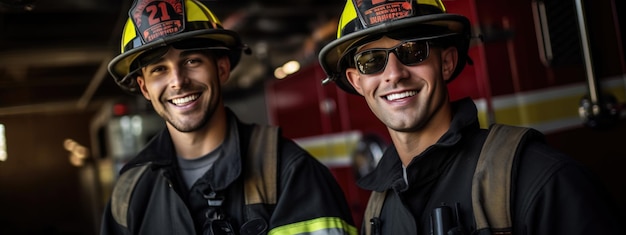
[355,50,388,74]
[354,40,429,74]
[397,41,428,65]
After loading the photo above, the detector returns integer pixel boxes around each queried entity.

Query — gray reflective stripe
[306,228,353,235]
[111,164,150,228]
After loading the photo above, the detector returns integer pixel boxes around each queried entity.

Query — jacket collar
[357,97,481,191]
[119,108,251,191]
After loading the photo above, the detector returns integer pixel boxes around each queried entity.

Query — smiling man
[345,36,454,163]
[318,0,622,234]
[100,0,356,234]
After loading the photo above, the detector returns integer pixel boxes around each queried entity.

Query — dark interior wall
[0,110,97,235]
[545,119,626,224]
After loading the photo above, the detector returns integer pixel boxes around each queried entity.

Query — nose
[169,68,190,90]
[383,52,409,83]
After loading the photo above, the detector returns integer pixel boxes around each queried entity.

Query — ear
[136,76,151,100]
[441,47,458,82]
[345,68,365,95]
[216,56,231,84]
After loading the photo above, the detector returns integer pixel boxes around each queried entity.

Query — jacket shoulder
[111,164,151,228]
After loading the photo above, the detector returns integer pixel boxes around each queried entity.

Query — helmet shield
[319,0,470,95]
[130,0,186,44]
[354,0,416,28]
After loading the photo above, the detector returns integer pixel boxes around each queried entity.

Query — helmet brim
[108,29,246,93]
[319,13,470,95]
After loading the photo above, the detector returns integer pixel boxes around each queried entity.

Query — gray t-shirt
[177,145,222,189]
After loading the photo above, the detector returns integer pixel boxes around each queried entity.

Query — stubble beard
[168,108,213,133]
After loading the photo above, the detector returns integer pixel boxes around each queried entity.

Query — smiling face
[345,36,458,133]
[136,47,230,133]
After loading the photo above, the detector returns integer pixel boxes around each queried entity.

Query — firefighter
[100,0,356,234]
[319,0,623,234]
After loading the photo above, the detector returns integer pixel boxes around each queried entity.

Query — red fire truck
[265,0,625,227]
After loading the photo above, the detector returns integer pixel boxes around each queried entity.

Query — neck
[390,106,452,167]
[168,107,228,160]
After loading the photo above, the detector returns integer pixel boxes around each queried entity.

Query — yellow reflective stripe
[269,217,357,235]
[474,77,626,133]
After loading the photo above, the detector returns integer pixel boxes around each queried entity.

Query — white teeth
[386,91,417,101]
[171,94,199,105]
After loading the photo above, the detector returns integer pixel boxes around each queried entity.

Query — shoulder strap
[472,123,530,234]
[363,190,387,235]
[111,164,150,228]
[244,124,279,205]
[240,125,279,234]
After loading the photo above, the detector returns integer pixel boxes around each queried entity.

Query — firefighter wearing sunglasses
[101,0,357,234]
[319,0,622,234]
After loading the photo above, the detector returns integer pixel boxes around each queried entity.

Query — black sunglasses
[353,39,432,75]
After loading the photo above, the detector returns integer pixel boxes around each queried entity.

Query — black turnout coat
[100,109,356,235]
[357,98,623,235]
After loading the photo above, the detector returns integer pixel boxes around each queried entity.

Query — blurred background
[0,0,625,234]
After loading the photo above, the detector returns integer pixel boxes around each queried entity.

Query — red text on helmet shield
[130,0,185,44]
[355,0,414,27]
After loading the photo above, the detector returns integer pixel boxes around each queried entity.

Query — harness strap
[244,124,279,205]
[111,164,150,228]
[472,123,529,234]
[363,190,387,235]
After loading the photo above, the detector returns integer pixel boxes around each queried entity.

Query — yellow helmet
[108,0,250,93]
[318,0,471,94]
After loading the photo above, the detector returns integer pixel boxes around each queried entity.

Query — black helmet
[318,0,471,95]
